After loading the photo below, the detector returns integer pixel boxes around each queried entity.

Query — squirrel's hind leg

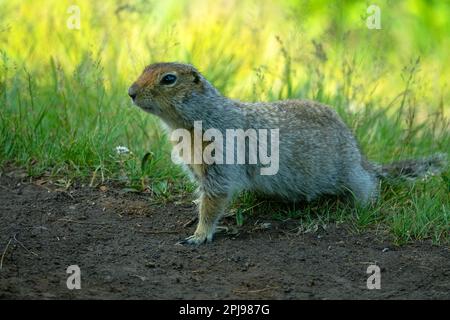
[345,165,380,206]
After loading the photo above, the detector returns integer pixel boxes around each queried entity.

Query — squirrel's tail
[374,153,448,181]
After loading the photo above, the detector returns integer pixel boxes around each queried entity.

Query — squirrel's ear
[191,70,201,84]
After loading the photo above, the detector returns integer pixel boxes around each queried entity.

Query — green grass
[0,0,449,244]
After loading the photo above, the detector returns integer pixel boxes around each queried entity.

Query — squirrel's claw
[177,232,212,245]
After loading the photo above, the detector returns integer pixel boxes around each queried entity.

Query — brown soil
[0,173,449,299]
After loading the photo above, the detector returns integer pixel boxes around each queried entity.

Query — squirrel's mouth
[133,98,160,116]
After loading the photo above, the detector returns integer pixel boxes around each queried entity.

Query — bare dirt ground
[0,173,449,299]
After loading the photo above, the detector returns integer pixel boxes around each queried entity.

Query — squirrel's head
[128,62,213,125]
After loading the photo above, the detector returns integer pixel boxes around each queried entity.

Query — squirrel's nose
[128,85,138,100]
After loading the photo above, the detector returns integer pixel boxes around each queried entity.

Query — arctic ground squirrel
[128,62,447,245]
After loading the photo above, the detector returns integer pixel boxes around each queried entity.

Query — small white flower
[115,146,131,155]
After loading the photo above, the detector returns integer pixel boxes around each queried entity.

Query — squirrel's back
[237,99,370,200]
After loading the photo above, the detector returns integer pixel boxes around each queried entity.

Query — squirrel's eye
[160,74,177,85]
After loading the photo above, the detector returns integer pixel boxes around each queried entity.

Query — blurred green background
[1,0,449,179]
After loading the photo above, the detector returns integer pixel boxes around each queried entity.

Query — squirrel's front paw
[178,231,213,245]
